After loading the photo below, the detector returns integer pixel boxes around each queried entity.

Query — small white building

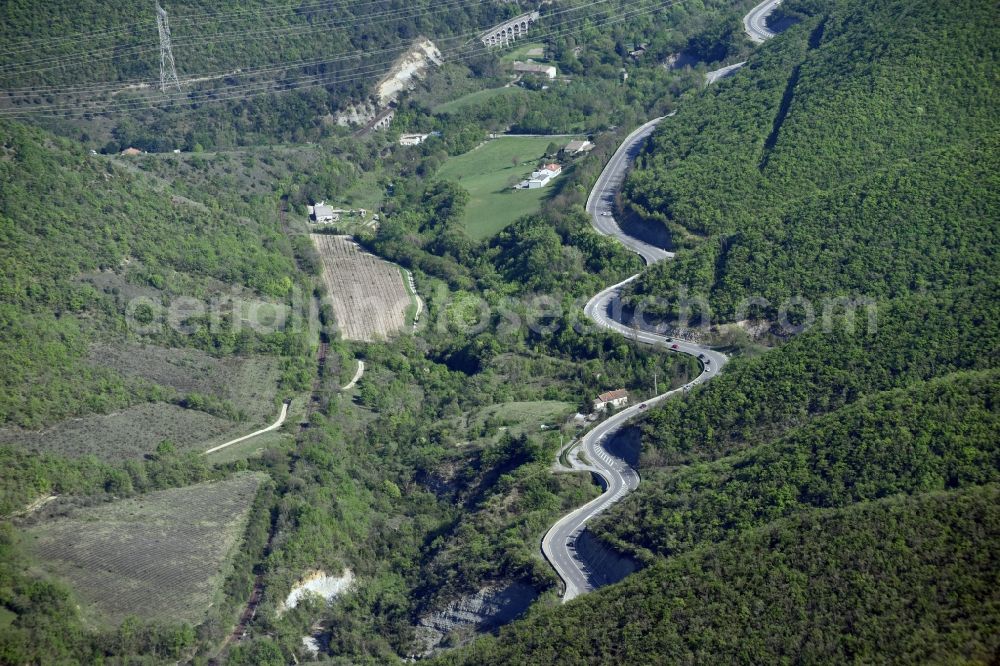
[513,61,557,79]
[593,389,629,412]
[399,133,429,146]
[526,163,562,188]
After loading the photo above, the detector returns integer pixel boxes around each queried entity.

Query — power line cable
[0,0,492,56]
[0,0,491,75]
[0,0,611,93]
[0,2,673,119]
[0,1,679,118]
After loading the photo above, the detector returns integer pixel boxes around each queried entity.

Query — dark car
[670,343,679,350]
[639,403,648,410]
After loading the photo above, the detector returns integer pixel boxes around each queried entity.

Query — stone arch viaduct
[480,11,540,48]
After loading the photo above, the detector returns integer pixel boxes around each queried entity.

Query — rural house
[513,61,557,79]
[593,389,629,411]
[521,163,562,189]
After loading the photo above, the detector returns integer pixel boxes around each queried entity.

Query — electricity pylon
[156,3,180,92]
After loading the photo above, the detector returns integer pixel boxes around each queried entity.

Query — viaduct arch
[480,11,540,48]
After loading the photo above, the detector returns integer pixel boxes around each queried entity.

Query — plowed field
[312,234,410,342]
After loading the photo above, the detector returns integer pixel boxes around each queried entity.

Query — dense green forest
[622,0,999,320]
[599,369,999,558]
[629,285,999,466]
[439,485,1000,664]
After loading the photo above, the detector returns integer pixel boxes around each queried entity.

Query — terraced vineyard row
[311,234,411,342]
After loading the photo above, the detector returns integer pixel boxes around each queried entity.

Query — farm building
[563,139,593,155]
[310,202,336,224]
[593,389,629,412]
[513,61,557,79]
[399,133,429,146]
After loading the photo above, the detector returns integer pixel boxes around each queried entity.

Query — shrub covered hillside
[436,0,999,662]
[0,120,309,431]
[0,119,318,526]
[622,0,998,320]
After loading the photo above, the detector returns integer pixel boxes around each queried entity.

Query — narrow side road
[204,401,289,455]
[342,359,365,390]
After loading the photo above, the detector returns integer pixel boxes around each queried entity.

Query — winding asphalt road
[541,0,782,602]
[584,116,674,265]
[744,0,783,43]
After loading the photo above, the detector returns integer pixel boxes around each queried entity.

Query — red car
[670,343,679,350]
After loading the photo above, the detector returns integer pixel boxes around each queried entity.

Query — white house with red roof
[526,163,563,189]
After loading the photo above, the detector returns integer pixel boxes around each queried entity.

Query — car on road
[639,403,648,410]
[600,211,612,216]
[670,343,679,349]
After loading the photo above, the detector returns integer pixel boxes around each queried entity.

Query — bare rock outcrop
[413,581,537,656]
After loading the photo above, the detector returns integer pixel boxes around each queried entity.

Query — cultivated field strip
[311,234,411,342]
[26,473,264,625]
